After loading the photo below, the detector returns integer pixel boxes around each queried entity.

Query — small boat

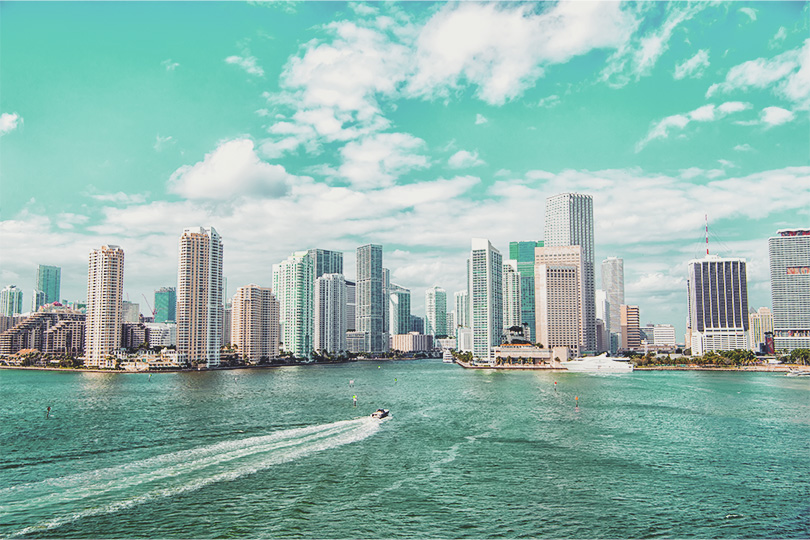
[786,369,810,377]
[371,408,390,419]
[442,350,454,363]
[561,353,634,373]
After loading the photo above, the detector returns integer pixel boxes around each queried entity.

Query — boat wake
[0,417,380,537]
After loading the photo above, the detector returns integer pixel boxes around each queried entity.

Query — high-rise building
[346,280,356,331]
[410,315,424,334]
[222,300,232,347]
[595,289,610,353]
[534,245,585,354]
[36,265,61,305]
[273,251,313,359]
[748,307,775,352]
[470,238,503,363]
[177,227,223,368]
[454,290,469,330]
[314,273,347,355]
[232,284,279,362]
[769,229,810,352]
[502,261,522,332]
[382,268,391,344]
[545,193,596,352]
[425,286,447,337]
[687,255,749,355]
[0,304,85,356]
[620,305,641,351]
[308,249,344,280]
[356,244,386,353]
[446,311,455,337]
[508,241,543,342]
[389,284,411,336]
[32,290,46,312]
[0,285,23,316]
[85,245,124,368]
[154,287,176,323]
[122,301,140,323]
[601,257,624,340]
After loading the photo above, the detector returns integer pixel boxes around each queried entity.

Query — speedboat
[561,353,634,373]
[786,369,810,377]
[371,408,390,419]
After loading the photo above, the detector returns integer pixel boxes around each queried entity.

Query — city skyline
[2,2,809,339]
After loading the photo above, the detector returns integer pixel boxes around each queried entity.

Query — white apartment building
[232,284,280,362]
[503,260,522,332]
[85,245,124,368]
[273,251,313,359]
[314,274,347,355]
[769,229,810,352]
[425,286,447,337]
[469,238,503,363]
[389,285,411,336]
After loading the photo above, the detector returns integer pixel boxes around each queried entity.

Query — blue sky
[1,1,808,338]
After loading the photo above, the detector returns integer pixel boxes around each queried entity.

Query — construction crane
[142,294,157,319]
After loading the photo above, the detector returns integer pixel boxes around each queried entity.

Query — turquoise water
[1,361,808,538]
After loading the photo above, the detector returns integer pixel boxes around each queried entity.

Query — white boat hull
[561,354,633,373]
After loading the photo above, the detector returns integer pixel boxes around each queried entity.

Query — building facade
[534,245,585,355]
[356,244,387,353]
[687,255,749,355]
[508,241,543,343]
[390,332,433,353]
[85,245,125,368]
[177,227,223,368]
[273,251,313,359]
[469,238,503,363]
[36,264,61,305]
[0,306,85,356]
[0,285,23,316]
[620,305,641,351]
[307,249,344,280]
[122,301,140,323]
[769,229,810,352]
[502,260,522,333]
[314,274,347,355]
[425,286,447,337]
[232,284,280,362]
[545,193,596,352]
[601,257,624,341]
[748,307,774,352]
[454,290,469,330]
[389,284,411,336]
[154,287,176,323]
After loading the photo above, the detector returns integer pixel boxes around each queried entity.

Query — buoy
[554,381,557,391]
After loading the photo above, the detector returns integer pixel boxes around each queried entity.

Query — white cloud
[475,114,488,125]
[0,112,22,136]
[161,59,179,71]
[337,132,428,189]
[738,7,757,22]
[89,192,148,205]
[636,101,752,151]
[733,143,754,152]
[761,106,795,126]
[537,94,561,108]
[154,134,175,151]
[168,139,299,200]
[673,49,710,80]
[447,150,485,169]
[225,54,265,77]
[770,26,787,48]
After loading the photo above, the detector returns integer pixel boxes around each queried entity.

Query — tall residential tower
[769,229,810,352]
[85,245,124,368]
[469,238,503,363]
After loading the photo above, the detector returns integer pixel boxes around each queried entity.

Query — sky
[1,1,809,339]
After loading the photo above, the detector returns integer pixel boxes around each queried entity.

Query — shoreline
[454,360,807,373]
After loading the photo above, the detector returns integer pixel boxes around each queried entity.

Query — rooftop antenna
[705,214,709,256]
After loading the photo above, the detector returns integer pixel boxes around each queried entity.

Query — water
[1,361,808,538]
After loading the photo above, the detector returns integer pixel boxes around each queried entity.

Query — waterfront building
[144,322,177,348]
[446,311,455,338]
[389,284,411,336]
[356,244,387,353]
[601,257,624,343]
[346,280,356,331]
[32,290,46,312]
[509,241,543,342]
[232,284,280,362]
[177,227,223,368]
[545,193,596,352]
[35,265,61,305]
[122,301,140,323]
[457,327,473,352]
[85,245,124,368]
[454,290,469,329]
[121,322,147,350]
[346,330,367,353]
[273,251,313,359]
[154,287,176,323]
[382,268,390,342]
[503,260,522,333]
[620,305,641,351]
[222,300,232,347]
[0,305,85,356]
[748,307,775,352]
[1,285,23,316]
[595,319,607,352]
[687,255,749,355]
[769,229,810,352]
[492,344,572,365]
[469,238,503,363]
[314,274,347,355]
[652,324,677,347]
[534,245,585,355]
[425,286,447,337]
[410,315,424,334]
[307,249,344,280]
[595,289,611,352]
[390,332,434,353]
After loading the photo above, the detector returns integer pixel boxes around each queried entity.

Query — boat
[786,368,810,377]
[561,353,634,373]
[371,408,390,419]
[442,350,454,363]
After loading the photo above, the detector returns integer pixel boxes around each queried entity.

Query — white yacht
[561,353,634,373]
[442,350,454,363]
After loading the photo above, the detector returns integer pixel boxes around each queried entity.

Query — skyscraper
[769,229,810,352]
[389,284,411,336]
[346,280,356,331]
[122,301,140,323]
[454,290,469,329]
[601,257,624,340]
[85,245,124,368]
[748,307,774,352]
[534,245,584,355]
[544,193,596,352]
[469,238,503,363]
[356,244,386,353]
[231,284,279,362]
[31,290,46,312]
[687,254,749,355]
[508,241,543,342]
[177,227,223,368]
[425,286,447,337]
[314,273,347,354]
[36,265,61,305]
[502,261,522,331]
[154,287,176,323]
[620,304,641,351]
[273,251,313,359]
[307,249,344,279]
[1,285,24,316]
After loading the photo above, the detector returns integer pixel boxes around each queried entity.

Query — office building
[454,290,469,330]
[769,229,810,352]
[122,301,140,323]
[154,287,176,323]
[595,289,610,352]
[85,245,124,368]
[687,255,749,355]
[314,274,347,355]
[36,265,61,305]
[390,332,434,353]
[446,311,455,337]
[749,307,774,352]
[620,305,641,351]
[534,245,585,354]
[469,238,503,363]
[177,227,224,368]
[509,241,543,342]
[1,285,23,316]
[389,284,411,336]
[601,257,624,340]
[425,286,447,337]
[545,193,596,352]
[346,280,356,331]
[410,315,424,334]
[503,261,522,332]
[32,290,46,312]
[232,284,280,362]
[307,249,343,280]
[356,244,386,353]
[273,251,313,359]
